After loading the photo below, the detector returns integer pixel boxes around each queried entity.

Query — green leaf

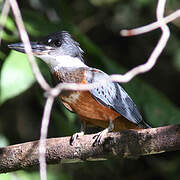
[0,16,17,41]
[0,173,12,180]
[15,169,71,180]
[0,134,9,147]
[0,51,35,104]
[4,17,16,32]
[0,30,17,41]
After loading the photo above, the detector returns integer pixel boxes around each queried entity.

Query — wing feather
[85,69,142,125]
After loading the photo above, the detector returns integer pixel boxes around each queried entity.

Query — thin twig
[120,9,180,36]
[39,96,54,180]
[0,0,10,46]
[110,0,170,83]
[48,80,110,97]
[41,1,178,96]
[9,0,50,91]
[9,1,52,180]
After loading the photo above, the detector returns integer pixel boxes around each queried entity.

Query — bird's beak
[8,42,54,55]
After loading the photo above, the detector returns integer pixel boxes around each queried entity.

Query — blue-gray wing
[85,69,142,125]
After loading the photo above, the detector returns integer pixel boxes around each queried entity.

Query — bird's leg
[93,119,114,146]
[70,121,86,146]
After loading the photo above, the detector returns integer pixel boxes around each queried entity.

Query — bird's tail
[138,121,151,129]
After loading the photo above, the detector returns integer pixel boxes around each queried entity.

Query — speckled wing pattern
[85,68,143,125]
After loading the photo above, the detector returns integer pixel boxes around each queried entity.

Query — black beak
[8,42,54,55]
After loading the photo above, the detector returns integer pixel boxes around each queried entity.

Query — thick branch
[0,125,180,173]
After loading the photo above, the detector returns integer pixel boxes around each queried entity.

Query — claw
[70,121,86,146]
[93,128,109,146]
[70,131,84,146]
[93,119,114,146]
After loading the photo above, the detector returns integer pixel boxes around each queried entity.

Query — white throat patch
[36,54,87,72]
[55,55,87,68]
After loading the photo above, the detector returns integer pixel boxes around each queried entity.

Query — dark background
[0,0,180,179]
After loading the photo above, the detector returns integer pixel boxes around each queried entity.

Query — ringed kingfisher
[8,31,151,145]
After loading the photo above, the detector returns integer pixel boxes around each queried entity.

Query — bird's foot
[93,119,114,146]
[70,131,84,146]
[92,128,109,146]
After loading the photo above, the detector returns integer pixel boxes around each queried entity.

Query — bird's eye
[53,40,61,47]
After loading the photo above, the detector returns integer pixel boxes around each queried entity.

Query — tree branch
[0,125,180,173]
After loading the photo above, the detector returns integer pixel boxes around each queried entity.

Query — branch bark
[0,125,180,173]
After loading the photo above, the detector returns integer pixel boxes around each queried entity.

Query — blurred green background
[0,0,180,179]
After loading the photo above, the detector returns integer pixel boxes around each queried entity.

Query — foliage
[0,51,35,104]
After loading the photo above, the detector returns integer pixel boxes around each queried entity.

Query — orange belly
[60,91,139,131]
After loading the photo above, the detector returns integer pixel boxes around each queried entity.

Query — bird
[8,31,151,145]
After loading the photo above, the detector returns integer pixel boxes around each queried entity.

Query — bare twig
[0,0,10,46]
[40,0,180,96]
[9,1,52,180]
[111,0,171,83]
[9,0,50,91]
[1,125,180,173]
[120,9,180,36]
[48,80,110,97]
[39,96,54,180]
